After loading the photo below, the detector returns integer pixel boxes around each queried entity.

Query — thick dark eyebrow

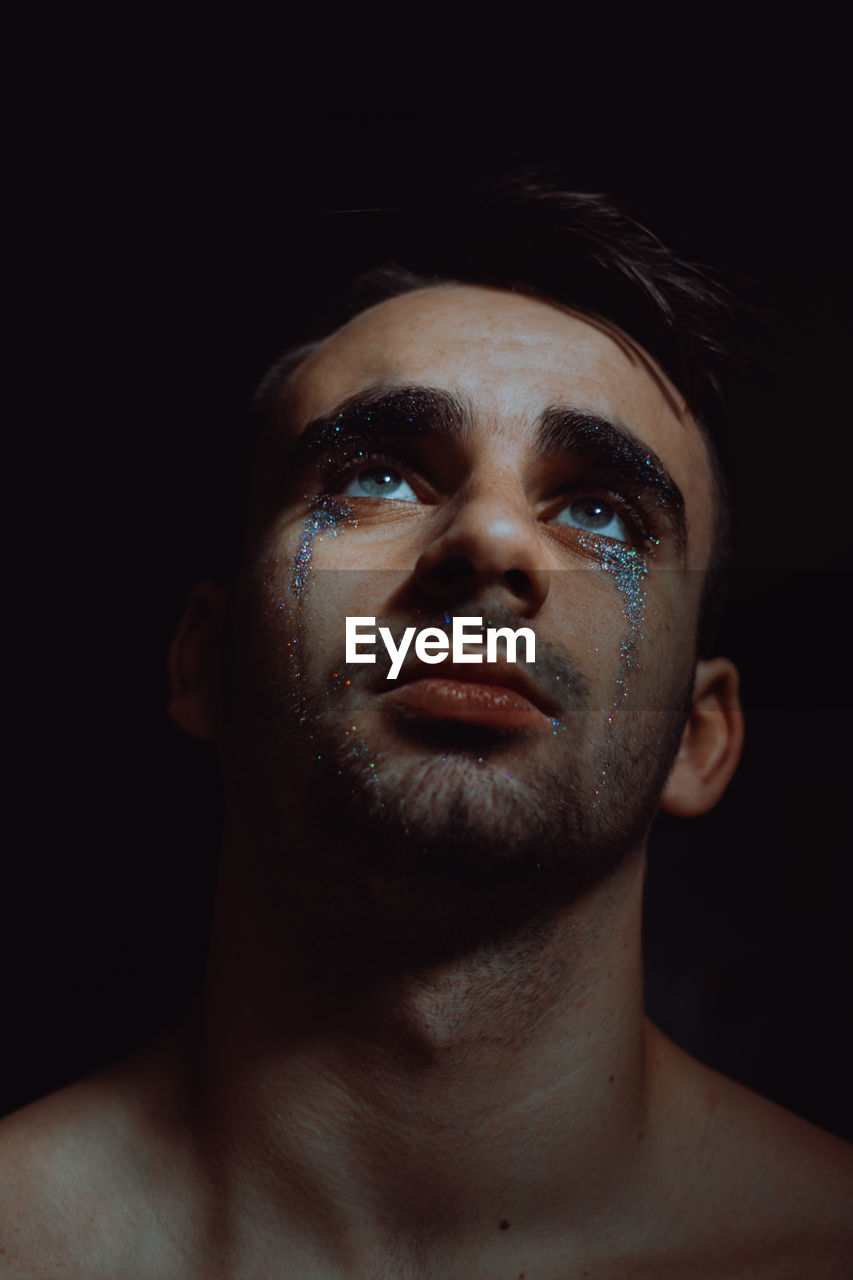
[284,384,474,471]
[537,407,687,552]
[283,386,687,552]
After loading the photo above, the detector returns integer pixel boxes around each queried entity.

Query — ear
[167,579,230,743]
[660,657,744,817]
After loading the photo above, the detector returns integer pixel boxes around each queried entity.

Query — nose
[413,476,550,615]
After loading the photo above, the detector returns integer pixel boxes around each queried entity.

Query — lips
[380,661,559,731]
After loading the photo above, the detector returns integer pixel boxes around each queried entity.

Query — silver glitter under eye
[283,496,387,790]
[579,536,649,661]
[291,495,355,595]
[575,533,651,805]
[280,496,357,691]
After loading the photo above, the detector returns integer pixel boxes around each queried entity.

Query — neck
[193,815,651,1269]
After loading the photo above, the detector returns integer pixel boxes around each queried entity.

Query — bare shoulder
[0,1074,132,1274]
[0,1030,202,1278]
[644,1023,853,1276]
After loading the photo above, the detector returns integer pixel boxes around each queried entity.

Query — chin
[303,724,647,891]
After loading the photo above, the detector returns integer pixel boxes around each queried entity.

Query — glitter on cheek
[575,533,653,802]
[279,495,358,687]
[274,492,393,790]
[290,494,356,595]
[279,495,389,788]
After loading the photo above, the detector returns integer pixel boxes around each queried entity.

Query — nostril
[504,568,529,596]
[433,557,476,590]
[415,550,548,613]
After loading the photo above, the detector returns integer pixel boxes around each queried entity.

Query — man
[2,180,851,1277]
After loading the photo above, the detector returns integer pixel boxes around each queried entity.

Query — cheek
[244,528,411,686]
[629,573,698,707]
[652,566,702,653]
[550,567,696,706]
[551,576,624,664]
[546,567,643,716]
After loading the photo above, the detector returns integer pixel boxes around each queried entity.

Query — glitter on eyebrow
[584,419,657,474]
[536,408,686,552]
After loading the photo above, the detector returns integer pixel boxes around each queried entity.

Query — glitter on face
[285,495,356,686]
[283,491,393,793]
[281,470,655,804]
[576,533,654,803]
[291,494,355,595]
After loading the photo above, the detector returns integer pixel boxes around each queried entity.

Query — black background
[4,53,852,1142]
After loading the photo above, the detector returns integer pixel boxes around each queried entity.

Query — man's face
[222,285,715,886]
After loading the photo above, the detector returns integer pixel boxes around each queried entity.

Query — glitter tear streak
[290,495,355,595]
[577,534,652,804]
[284,496,357,688]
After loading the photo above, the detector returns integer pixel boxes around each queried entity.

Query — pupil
[573,498,610,527]
[364,468,396,491]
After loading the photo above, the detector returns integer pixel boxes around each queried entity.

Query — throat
[196,839,650,1262]
[205,830,647,1096]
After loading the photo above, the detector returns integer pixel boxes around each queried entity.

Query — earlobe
[660,658,744,817]
[167,579,230,743]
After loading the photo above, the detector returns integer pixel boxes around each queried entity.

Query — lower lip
[381,679,551,729]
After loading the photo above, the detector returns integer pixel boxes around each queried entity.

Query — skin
[1,286,851,1278]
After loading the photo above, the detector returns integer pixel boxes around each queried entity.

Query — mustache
[332,604,590,716]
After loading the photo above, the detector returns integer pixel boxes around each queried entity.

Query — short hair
[219,172,758,658]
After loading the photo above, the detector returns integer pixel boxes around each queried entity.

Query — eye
[340,465,420,502]
[553,496,631,543]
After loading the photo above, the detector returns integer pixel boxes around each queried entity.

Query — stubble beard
[302,694,690,890]
[226,651,693,899]
[220,572,695,909]
[218,606,696,967]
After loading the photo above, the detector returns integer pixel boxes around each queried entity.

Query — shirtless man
[2,182,851,1277]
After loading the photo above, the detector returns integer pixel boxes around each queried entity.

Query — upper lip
[381,654,562,720]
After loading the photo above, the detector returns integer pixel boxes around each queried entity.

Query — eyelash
[553,487,656,548]
[319,447,420,496]
[317,449,659,549]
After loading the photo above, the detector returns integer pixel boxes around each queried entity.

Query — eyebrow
[285,384,687,551]
[537,406,687,550]
[285,385,474,466]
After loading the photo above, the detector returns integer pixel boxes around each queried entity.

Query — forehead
[284,284,715,564]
